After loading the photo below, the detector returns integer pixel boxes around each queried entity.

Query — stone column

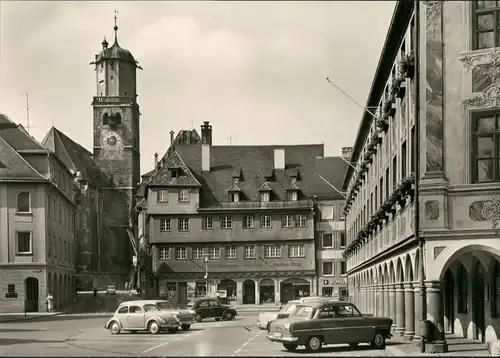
[383,284,390,318]
[255,280,260,305]
[413,283,423,346]
[425,281,448,353]
[404,282,415,341]
[368,286,374,315]
[388,284,397,334]
[378,285,385,317]
[395,283,406,336]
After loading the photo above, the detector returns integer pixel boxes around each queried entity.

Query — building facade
[0,115,77,313]
[313,155,348,299]
[342,0,500,353]
[136,123,347,305]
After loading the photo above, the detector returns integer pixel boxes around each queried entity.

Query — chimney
[154,153,159,173]
[201,121,212,172]
[273,149,285,170]
[342,147,353,160]
[170,131,175,147]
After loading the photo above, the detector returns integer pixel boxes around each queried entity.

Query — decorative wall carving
[425,200,440,221]
[433,246,446,259]
[481,195,500,228]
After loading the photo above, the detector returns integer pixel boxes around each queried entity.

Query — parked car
[105,300,180,335]
[150,300,196,330]
[187,297,237,322]
[267,299,393,353]
[105,285,116,295]
[257,296,326,330]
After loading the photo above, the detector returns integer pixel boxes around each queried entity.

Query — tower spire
[113,9,119,44]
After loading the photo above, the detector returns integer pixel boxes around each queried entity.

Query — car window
[284,304,297,313]
[156,301,174,310]
[144,304,160,312]
[291,305,317,318]
[198,301,210,308]
[209,300,220,308]
[117,306,128,314]
[337,304,361,317]
[187,300,195,307]
[129,305,143,314]
[318,305,338,319]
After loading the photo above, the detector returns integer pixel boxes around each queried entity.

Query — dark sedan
[187,297,237,322]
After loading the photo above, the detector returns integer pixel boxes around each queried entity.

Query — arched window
[103,113,109,125]
[457,264,468,314]
[492,261,500,318]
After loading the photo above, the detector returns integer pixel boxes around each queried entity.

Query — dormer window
[227,183,242,202]
[260,192,270,202]
[231,193,240,202]
[171,169,178,178]
[288,191,298,201]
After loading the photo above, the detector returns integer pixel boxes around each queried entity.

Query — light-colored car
[105,300,180,335]
[257,296,325,330]
[151,300,196,330]
[105,285,116,295]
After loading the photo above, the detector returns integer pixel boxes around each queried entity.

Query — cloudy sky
[0,1,395,174]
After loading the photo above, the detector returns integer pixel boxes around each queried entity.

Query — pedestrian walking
[46,293,54,313]
[125,282,129,292]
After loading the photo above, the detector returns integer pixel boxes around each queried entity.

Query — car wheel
[283,344,298,351]
[167,327,178,334]
[371,333,386,349]
[215,318,220,321]
[148,321,160,335]
[305,336,322,353]
[224,311,234,321]
[195,314,202,323]
[181,324,191,331]
[349,343,359,348]
[109,321,121,335]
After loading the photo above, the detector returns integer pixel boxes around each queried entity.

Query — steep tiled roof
[170,143,327,207]
[0,135,47,181]
[41,127,109,188]
[149,150,201,187]
[313,156,348,199]
[0,114,48,151]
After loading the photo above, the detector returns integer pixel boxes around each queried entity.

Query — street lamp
[204,255,209,296]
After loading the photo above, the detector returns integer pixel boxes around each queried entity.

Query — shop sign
[323,279,346,285]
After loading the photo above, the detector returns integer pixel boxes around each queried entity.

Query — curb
[0,311,66,323]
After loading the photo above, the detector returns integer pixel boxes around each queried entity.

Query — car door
[209,300,223,317]
[316,305,345,344]
[337,303,374,343]
[197,300,211,318]
[127,305,145,329]
[116,306,129,328]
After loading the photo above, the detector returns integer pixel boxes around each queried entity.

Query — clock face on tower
[102,130,123,159]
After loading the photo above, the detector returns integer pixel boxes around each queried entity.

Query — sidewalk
[385,334,489,356]
[0,311,65,323]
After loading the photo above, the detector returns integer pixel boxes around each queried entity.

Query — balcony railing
[92,96,136,105]
[198,199,313,212]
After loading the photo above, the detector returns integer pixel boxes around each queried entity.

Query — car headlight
[284,323,290,331]
[173,314,180,322]
[188,310,195,315]
[159,317,167,323]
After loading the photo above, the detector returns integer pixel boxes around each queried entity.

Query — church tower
[90,12,141,275]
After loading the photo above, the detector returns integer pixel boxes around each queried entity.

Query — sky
[0,1,395,175]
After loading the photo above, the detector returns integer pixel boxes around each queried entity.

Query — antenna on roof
[227,135,237,146]
[20,93,31,133]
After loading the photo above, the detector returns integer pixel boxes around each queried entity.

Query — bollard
[488,339,500,356]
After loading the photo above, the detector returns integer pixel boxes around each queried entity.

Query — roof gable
[0,136,47,180]
[258,182,272,191]
[0,115,47,152]
[286,181,300,191]
[149,150,201,187]
[227,183,242,192]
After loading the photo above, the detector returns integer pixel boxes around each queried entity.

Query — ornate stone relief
[460,48,500,106]
[433,246,446,259]
[423,1,442,35]
[480,195,500,228]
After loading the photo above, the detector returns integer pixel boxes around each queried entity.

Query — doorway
[24,277,39,313]
[473,261,485,342]
[444,269,454,334]
[178,282,188,304]
[242,280,255,304]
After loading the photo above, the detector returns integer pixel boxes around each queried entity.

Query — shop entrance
[259,279,275,304]
[242,279,255,304]
[280,278,310,303]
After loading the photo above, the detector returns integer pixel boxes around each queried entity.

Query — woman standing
[46,293,54,313]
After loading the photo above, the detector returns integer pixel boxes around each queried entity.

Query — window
[16,192,30,213]
[260,192,270,202]
[231,193,239,202]
[243,215,254,229]
[221,216,232,229]
[473,1,500,50]
[178,218,190,231]
[392,156,398,187]
[202,217,213,230]
[321,205,334,220]
[492,261,500,317]
[244,245,256,259]
[322,233,333,248]
[193,247,204,260]
[226,246,237,259]
[385,167,390,198]
[322,262,334,276]
[322,287,333,297]
[457,264,468,314]
[7,284,15,294]
[288,244,305,258]
[176,247,187,260]
[178,189,190,202]
[295,214,307,227]
[282,215,294,228]
[160,219,171,232]
[59,205,62,223]
[288,191,298,201]
[157,189,168,203]
[129,306,143,314]
[260,215,272,228]
[16,232,32,254]
[208,246,221,260]
[472,112,500,182]
[340,233,346,248]
[117,306,128,314]
[340,261,347,275]
[159,247,170,260]
[401,141,407,179]
[264,245,281,258]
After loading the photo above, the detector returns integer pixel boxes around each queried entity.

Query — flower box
[399,52,415,80]
[396,82,406,99]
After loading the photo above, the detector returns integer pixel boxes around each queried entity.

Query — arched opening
[242,279,255,304]
[405,255,414,282]
[54,274,59,309]
[217,279,237,304]
[47,273,52,302]
[24,277,39,313]
[443,268,454,334]
[259,279,275,304]
[279,278,310,303]
[58,275,62,308]
[396,258,404,283]
[473,259,486,342]
[389,261,395,283]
